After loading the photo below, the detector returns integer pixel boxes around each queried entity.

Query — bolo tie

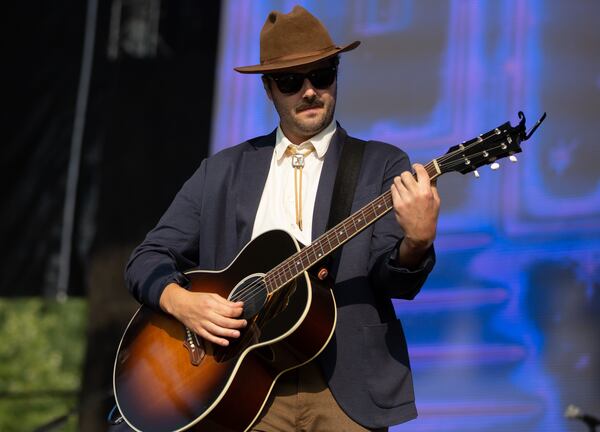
[285,143,315,231]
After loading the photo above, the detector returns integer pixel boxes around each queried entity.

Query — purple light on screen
[417,400,542,417]
[575,354,590,370]
[409,344,526,368]
[393,400,544,431]
[394,288,508,313]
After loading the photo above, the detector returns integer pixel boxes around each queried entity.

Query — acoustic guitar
[113,112,545,431]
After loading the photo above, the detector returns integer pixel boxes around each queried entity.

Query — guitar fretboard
[263,161,440,294]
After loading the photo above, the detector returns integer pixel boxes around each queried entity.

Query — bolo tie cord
[286,144,315,230]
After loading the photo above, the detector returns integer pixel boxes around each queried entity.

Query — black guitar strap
[320,136,366,272]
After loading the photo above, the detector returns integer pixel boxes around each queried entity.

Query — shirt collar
[274,119,337,161]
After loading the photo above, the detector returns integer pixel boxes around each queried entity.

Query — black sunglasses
[268,65,337,94]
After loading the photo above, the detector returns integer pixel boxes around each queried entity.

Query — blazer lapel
[311,125,347,240]
[236,131,276,251]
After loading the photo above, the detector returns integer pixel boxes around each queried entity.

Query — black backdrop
[3,1,221,430]
[4,1,86,297]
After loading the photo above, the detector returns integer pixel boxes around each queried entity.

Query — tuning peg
[473,170,480,178]
[509,155,518,163]
[490,162,500,170]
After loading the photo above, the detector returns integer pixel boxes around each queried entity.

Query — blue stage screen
[211,2,600,430]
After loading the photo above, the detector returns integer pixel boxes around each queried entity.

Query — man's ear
[262,76,273,101]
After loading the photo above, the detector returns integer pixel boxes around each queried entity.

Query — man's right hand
[159,283,247,347]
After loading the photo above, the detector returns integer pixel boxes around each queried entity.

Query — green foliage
[0,298,87,431]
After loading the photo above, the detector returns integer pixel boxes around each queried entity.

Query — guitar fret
[317,240,325,259]
[330,231,340,248]
[370,201,379,217]
[302,255,310,268]
[308,245,317,263]
[287,257,297,274]
[425,161,436,179]
[271,275,278,293]
[285,265,294,280]
[383,194,392,210]
[325,231,334,253]
[347,219,357,236]
[276,263,287,283]
[266,274,276,293]
[358,208,366,227]
[351,215,358,232]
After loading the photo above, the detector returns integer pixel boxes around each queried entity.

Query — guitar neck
[261,111,545,294]
[263,160,442,294]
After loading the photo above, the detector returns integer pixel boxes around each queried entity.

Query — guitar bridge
[183,326,205,366]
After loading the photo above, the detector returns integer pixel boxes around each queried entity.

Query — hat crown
[234,5,359,74]
[260,6,335,64]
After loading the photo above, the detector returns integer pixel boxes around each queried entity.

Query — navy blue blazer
[125,125,435,428]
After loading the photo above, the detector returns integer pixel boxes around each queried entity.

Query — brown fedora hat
[234,5,360,74]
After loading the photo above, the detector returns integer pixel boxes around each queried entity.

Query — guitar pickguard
[214,274,302,363]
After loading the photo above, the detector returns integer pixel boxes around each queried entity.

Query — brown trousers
[251,361,388,432]
[107,361,388,432]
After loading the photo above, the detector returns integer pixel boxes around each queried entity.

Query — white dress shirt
[251,120,337,246]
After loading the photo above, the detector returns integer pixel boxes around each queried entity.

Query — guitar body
[113,230,337,431]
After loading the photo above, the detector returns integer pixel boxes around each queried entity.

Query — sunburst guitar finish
[113,230,337,431]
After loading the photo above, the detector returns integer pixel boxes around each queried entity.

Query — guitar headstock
[436,112,546,176]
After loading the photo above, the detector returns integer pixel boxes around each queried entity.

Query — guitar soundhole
[228,274,268,321]
[211,274,267,363]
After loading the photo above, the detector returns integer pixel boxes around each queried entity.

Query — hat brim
[234,41,360,74]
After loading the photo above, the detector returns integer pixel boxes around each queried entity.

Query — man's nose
[300,79,318,99]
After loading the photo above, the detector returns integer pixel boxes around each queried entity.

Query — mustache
[295,99,324,112]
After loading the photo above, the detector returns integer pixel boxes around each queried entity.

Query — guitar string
[231,137,516,305]
[230,190,394,302]
[259,129,514,290]
[434,128,515,165]
[233,183,405,302]
[231,138,516,306]
[435,142,518,172]
[233,126,517,301]
[231,189,395,303]
[230,137,518,304]
[255,153,449,291]
[229,201,387,303]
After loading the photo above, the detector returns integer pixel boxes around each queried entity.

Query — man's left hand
[390,163,440,269]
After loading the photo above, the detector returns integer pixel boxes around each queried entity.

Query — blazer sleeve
[367,145,436,300]
[124,159,207,310]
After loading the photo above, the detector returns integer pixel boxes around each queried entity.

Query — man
[123,5,439,432]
